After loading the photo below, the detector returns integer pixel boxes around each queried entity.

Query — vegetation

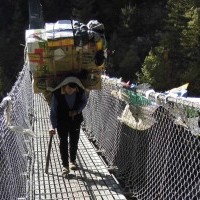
[0,0,200,97]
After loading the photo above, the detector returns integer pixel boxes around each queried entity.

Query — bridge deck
[32,94,126,200]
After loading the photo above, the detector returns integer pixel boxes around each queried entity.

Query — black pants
[57,119,81,168]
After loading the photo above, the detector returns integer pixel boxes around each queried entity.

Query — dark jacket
[50,87,87,130]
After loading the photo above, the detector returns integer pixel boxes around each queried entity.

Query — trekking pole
[45,132,54,174]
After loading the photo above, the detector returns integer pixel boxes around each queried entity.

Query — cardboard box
[33,74,60,93]
[25,29,46,41]
[27,40,48,53]
[48,38,74,47]
[26,40,49,72]
[49,47,81,73]
[30,57,51,77]
[27,20,106,93]
[33,69,102,93]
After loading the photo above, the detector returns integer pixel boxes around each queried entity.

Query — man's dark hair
[67,82,78,88]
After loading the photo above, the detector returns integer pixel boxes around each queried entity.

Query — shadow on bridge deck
[32,94,127,200]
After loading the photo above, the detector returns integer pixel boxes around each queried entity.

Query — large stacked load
[25,19,106,96]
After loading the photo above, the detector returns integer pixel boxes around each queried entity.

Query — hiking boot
[70,161,78,170]
[62,167,69,177]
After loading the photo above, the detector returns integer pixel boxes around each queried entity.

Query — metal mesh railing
[0,63,200,199]
[0,64,34,200]
[83,77,200,200]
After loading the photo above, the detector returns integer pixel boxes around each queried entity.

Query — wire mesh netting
[83,77,200,200]
[0,64,33,200]
[0,64,200,199]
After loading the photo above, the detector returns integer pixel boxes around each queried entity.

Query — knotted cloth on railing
[0,64,33,200]
[83,76,200,200]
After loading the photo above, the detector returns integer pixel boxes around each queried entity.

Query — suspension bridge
[0,63,200,200]
[0,0,200,199]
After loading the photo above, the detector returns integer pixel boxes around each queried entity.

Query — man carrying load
[49,76,88,176]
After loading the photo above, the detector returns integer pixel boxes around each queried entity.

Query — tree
[138,48,169,90]
[109,1,167,82]
[181,6,200,95]
[1,0,200,96]
[139,0,190,91]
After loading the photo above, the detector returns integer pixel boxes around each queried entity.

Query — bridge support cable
[28,0,44,29]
